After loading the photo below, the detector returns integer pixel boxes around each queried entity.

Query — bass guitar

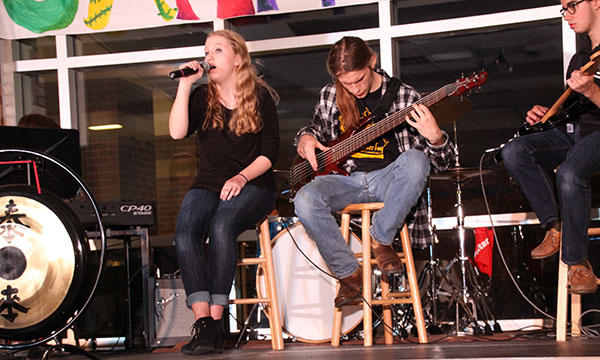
[289,71,488,196]
[517,50,600,136]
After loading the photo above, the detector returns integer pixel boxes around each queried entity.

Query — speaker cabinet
[150,277,194,347]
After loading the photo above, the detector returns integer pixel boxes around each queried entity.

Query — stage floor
[6,333,600,360]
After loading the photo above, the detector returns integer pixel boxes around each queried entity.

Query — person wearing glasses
[293,36,455,307]
[501,0,600,294]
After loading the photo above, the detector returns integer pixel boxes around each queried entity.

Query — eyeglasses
[560,0,587,16]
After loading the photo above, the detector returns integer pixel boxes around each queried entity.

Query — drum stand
[443,177,500,335]
[42,342,101,360]
[233,303,267,348]
[416,186,448,334]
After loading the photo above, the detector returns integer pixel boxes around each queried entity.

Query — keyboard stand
[85,226,150,349]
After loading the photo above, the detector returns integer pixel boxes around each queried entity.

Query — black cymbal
[430,166,491,182]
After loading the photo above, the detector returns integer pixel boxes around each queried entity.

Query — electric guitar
[517,50,600,136]
[289,71,488,196]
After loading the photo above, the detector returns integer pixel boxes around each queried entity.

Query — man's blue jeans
[174,185,275,307]
[293,149,430,278]
[502,126,600,265]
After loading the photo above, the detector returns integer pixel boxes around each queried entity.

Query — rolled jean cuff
[561,256,588,266]
[186,291,211,308]
[338,262,360,279]
[211,294,230,306]
[370,228,393,246]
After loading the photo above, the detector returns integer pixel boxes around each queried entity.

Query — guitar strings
[290,78,472,186]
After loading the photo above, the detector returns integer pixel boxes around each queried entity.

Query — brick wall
[155,135,196,235]
[81,78,157,204]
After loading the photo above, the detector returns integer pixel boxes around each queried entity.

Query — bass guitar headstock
[452,70,488,96]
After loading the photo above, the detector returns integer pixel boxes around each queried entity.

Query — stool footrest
[386,291,411,298]
[230,298,271,305]
[237,258,265,266]
[588,228,600,236]
[372,298,413,305]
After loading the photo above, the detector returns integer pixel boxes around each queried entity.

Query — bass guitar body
[517,96,593,136]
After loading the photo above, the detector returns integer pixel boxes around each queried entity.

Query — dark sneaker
[181,316,224,355]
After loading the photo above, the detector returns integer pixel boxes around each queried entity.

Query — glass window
[16,71,59,123]
[392,0,557,25]
[71,23,212,56]
[394,19,563,215]
[230,4,378,41]
[13,37,56,60]
[71,40,379,229]
[74,61,191,238]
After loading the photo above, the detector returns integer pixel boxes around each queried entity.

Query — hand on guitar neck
[525,104,550,126]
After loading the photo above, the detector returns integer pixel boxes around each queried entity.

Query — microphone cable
[478,151,555,321]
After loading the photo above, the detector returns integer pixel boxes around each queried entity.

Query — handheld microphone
[169,61,210,80]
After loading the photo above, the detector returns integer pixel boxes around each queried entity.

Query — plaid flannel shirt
[293,69,456,248]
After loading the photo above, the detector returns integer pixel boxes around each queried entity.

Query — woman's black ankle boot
[181,316,224,355]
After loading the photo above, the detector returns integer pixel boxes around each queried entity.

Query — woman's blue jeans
[293,149,430,278]
[174,185,275,307]
[502,126,600,265]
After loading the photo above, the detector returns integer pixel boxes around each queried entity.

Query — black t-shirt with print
[351,86,400,172]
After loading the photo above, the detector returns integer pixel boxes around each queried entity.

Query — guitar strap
[371,77,401,122]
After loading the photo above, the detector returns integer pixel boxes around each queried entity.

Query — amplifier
[69,201,155,229]
[149,277,194,347]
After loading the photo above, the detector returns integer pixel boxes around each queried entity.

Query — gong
[0,148,105,348]
[0,184,90,340]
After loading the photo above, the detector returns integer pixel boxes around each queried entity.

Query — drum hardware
[233,302,262,348]
[368,270,414,339]
[429,115,499,335]
[430,166,500,336]
[0,149,106,360]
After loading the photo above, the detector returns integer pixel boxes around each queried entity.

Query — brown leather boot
[371,239,404,275]
[530,228,560,259]
[569,260,599,294]
[334,267,362,307]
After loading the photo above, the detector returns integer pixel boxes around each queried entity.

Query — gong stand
[0,149,107,359]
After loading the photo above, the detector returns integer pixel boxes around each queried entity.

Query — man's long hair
[327,36,374,130]
[204,29,279,136]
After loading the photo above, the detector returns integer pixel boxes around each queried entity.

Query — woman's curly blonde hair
[203,29,279,136]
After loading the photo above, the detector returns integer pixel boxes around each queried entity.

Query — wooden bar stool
[556,227,600,341]
[229,217,284,350]
[331,202,428,346]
